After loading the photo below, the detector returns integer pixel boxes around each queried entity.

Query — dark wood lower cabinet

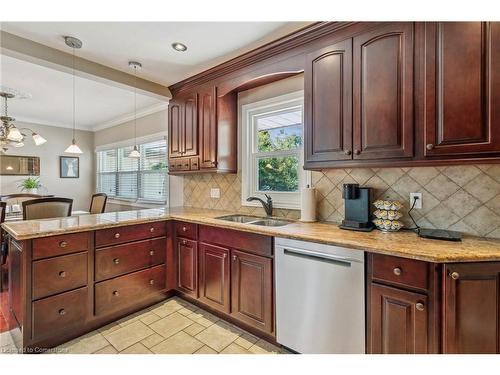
[369,283,428,354]
[198,243,230,313]
[176,237,198,297]
[230,249,273,335]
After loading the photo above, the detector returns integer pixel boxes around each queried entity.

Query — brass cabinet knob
[59,241,68,248]
[450,271,460,280]
[344,150,352,155]
[223,253,227,259]
[354,149,361,155]
[416,302,425,311]
[182,226,187,232]
[149,279,155,285]
[150,227,155,233]
[113,290,119,297]
[393,267,402,276]
[182,239,187,245]
[113,258,120,265]
[58,309,66,316]
[114,233,120,239]
[59,271,66,278]
[149,250,155,256]
[232,255,237,261]
[426,144,434,150]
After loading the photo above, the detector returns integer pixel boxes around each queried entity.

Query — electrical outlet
[210,188,220,199]
[410,193,423,209]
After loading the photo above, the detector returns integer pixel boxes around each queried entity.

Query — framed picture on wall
[60,156,80,178]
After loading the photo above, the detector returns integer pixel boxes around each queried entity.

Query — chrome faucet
[246,194,273,217]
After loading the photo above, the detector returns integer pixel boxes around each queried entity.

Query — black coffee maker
[339,183,374,232]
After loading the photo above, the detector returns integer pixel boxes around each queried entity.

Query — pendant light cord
[72,45,76,142]
[134,65,137,147]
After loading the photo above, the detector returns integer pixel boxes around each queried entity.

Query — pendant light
[128,61,142,158]
[64,36,83,154]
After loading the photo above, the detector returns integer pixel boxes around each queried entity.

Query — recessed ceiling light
[171,42,187,52]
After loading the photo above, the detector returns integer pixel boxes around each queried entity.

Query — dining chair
[89,193,108,214]
[22,197,73,220]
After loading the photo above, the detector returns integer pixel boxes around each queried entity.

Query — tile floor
[1,297,287,354]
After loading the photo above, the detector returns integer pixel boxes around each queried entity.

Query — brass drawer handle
[113,258,120,265]
[450,271,460,280]
[114,233,121,239]
[182,226,187,232]
[182,239,187,245]
[416,302,425,311]
[149,250,155,256]
[150,227,155,233]
[393,267,402,276]
[59,241,68,248]
[59,271,66,278]
[354,149,361,155]
[344,150,352,156]
[58,309,66,316]
[112,290,119,297]
[149,279,155,285]
[426,143,434,150]
[232,255,237,261]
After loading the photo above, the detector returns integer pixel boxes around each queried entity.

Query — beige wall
[183,76,500,238]
[0,121,95,210]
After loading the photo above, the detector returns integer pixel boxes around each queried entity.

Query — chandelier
[0,88,47,153]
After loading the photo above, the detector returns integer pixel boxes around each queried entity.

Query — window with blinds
[96,139,168,203]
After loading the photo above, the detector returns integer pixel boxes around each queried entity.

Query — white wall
[94,109,184,208]
[0,122,95,210]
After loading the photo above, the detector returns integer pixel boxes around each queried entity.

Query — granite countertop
[2,207,500,263]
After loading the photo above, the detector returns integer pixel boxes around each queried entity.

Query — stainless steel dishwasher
[275,237,365,354]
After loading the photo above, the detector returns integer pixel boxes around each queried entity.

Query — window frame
[96,137,168,205]
[241,91,309,210]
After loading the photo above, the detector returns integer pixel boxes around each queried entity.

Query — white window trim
[241,90,310,210]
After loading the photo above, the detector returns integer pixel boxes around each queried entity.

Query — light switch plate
[210,188,221,199]
[410,193,422,209]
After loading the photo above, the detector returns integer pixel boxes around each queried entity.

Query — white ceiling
[0,54,166,131]
[0,22,310,86]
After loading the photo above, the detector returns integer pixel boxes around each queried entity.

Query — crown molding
[168,22,357,94]
[91,102,169,131]
[14,116,92,131]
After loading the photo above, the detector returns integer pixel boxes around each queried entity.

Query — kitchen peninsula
[2,207,500,353]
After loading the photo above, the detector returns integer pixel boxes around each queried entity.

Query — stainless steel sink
[215,215,292,227]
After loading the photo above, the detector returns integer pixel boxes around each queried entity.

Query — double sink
[215,214,292,227]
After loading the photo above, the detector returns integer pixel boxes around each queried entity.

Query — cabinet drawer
[95,221,166,247]
[175,221,198,240]
[33,232,90,260]
[371,254,429,291]
[190,157,200,170]
[95,265,166,316]
[32,287,88,340]
[32,252,88,300]
[95,237,166,282]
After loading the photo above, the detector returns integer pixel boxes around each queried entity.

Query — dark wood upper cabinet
[198,243,230,313]
[168,92,198,159]
[443,262,500,354]
[199,86,218,169]
[304,39,353,164]
[168,99,183,158]
[424,22,500,157]
[230,249,273,335]
[183,92,198,157]
[176,237,198,297]
[369,283,428,354]
[353,22,414,160]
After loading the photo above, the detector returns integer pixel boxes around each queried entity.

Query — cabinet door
[443,263,500,353]
[369,283,428,354]
[304,39,353,164]
[353,22,414,160]
[198,243,230,313]
[231,250,273,334]
[183,92,198,157]
[176,237,198,297]
[424,22,500,156]
[168,99,183,158]
[199,86,218,169]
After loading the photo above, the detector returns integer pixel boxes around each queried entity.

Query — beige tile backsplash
[183,164,500,238]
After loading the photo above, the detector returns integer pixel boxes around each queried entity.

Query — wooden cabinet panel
[183,93,198,157]
[443,263,500,353]
[168,100,183,158]
[353,22,414,160]
[369,283,428,354]
[95,222,166,248]
[198,243,230,313]
[424,22,500,156]
[95,238,166,282]
[176,237,198,297]
[32,232,90,260]
[305,39,352,163]
[174,221,198,240]
[231,249,273,334]
[32,252,88,300]
[199,86,218,169]
[371,254,429,291]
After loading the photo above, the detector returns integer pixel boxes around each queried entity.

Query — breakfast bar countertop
[2,207,500,263]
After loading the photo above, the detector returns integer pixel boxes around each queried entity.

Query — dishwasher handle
[282,247,361,267]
